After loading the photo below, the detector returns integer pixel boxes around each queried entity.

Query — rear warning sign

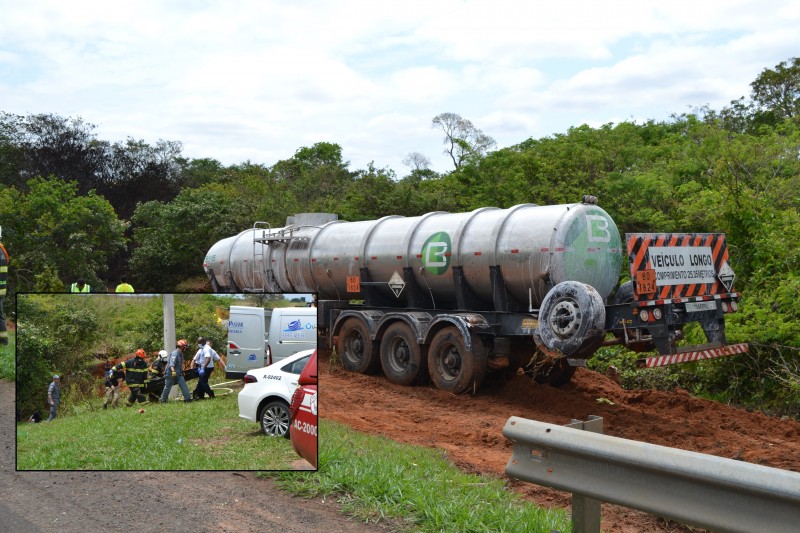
[626,233,734,300]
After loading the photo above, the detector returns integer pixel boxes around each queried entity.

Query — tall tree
[402,151,432,171]
[270,142,354,213]
[0,112,109,192]
[98,138,184,219]
[0,177,126,292]
[750,57,800,121]
[0,112,186,219]
[432,112,496,170]
[129,184,241,292]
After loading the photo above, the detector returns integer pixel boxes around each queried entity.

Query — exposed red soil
[320,356,800,532]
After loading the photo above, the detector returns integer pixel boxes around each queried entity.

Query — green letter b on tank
[421,232,451,275]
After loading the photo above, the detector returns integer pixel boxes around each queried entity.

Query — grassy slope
[16,386,298,470]
[274,419,571,533]
[0,329,13,381]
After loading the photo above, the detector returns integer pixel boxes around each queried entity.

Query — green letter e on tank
[421,232,451,275]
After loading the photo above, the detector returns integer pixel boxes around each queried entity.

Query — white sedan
[237,349,314,437]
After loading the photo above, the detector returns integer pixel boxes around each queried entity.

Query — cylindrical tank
[204,202,623,307]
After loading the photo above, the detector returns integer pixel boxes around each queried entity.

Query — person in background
[69,278,91,293]
[47,375,61,421]
[114,276,134,293]
[191,337,214,400]
[0,226,8,345]
[207,339,225,374]
[160,340,192,403]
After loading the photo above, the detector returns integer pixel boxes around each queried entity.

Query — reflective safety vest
[70,282,91,293]
[115,283,134,293]
[113,357,149,388]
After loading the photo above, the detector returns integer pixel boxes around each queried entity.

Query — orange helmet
[135,349,146,358]
[177,339,189,349]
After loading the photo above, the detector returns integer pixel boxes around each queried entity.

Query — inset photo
[15,292,318,471]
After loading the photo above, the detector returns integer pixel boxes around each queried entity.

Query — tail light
[243,374,258,384]
[289,387,303,420]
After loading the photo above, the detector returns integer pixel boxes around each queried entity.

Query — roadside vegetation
[274,419,571,533]
[0,330,12,380]
[15,383,302,470]
[2,58,799,417]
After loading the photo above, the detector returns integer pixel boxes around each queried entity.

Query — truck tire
[380,322,426,386]
[538,281,606,357]
[336,317,380,374]
[260,399,291,438]
[428,327,488,394]
[611,280,634,305]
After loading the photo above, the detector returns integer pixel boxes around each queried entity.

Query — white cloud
[1,0,799,175]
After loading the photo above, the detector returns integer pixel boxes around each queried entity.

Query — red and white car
[289,349,317,468]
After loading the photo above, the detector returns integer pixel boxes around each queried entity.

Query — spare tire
[537,281,606,356]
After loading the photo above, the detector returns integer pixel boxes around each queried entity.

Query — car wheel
[259,400,290,438]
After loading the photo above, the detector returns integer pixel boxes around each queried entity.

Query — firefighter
[112,349,149,406]
[0,227,8,345]
[149,350,168,379]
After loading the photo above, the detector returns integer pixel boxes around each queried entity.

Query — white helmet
[158,350,169,361]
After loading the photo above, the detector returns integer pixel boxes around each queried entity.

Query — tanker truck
[204,197,748,394]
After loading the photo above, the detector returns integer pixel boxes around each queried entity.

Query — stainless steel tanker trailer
[204,196,748,394]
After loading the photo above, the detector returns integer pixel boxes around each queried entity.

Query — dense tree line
[2,57,798,415]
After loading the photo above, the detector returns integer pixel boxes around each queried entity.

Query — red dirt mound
[320,356,800,532]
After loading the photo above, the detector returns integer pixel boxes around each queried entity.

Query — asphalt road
[1,380,385,533]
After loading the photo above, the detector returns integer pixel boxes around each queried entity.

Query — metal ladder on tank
[252,222,272,290]
[252,223,303,291]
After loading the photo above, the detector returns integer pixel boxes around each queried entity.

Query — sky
[1,0,799,176]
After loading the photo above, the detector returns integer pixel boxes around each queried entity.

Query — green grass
[16,385,300,470]
[0,329,13,380]
[273,419,572,533]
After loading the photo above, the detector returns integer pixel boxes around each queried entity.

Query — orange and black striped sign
[626,233,734,301]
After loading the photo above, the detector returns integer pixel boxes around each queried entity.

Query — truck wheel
[611,280,634,305]
[380,322,426,386]
[336,318,380,374]
[428,327,487,394]
[538,281,606,356]
[259,400,291,438]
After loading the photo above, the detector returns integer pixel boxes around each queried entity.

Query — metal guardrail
[503,416,800,533]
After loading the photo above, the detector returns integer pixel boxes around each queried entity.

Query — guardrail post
[564,416,603,533]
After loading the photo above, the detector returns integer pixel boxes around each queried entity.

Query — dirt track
[320,356,800,532]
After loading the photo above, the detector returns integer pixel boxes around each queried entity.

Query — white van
[226,305,317,379]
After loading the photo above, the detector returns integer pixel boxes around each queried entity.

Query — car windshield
[281,354,311,375]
